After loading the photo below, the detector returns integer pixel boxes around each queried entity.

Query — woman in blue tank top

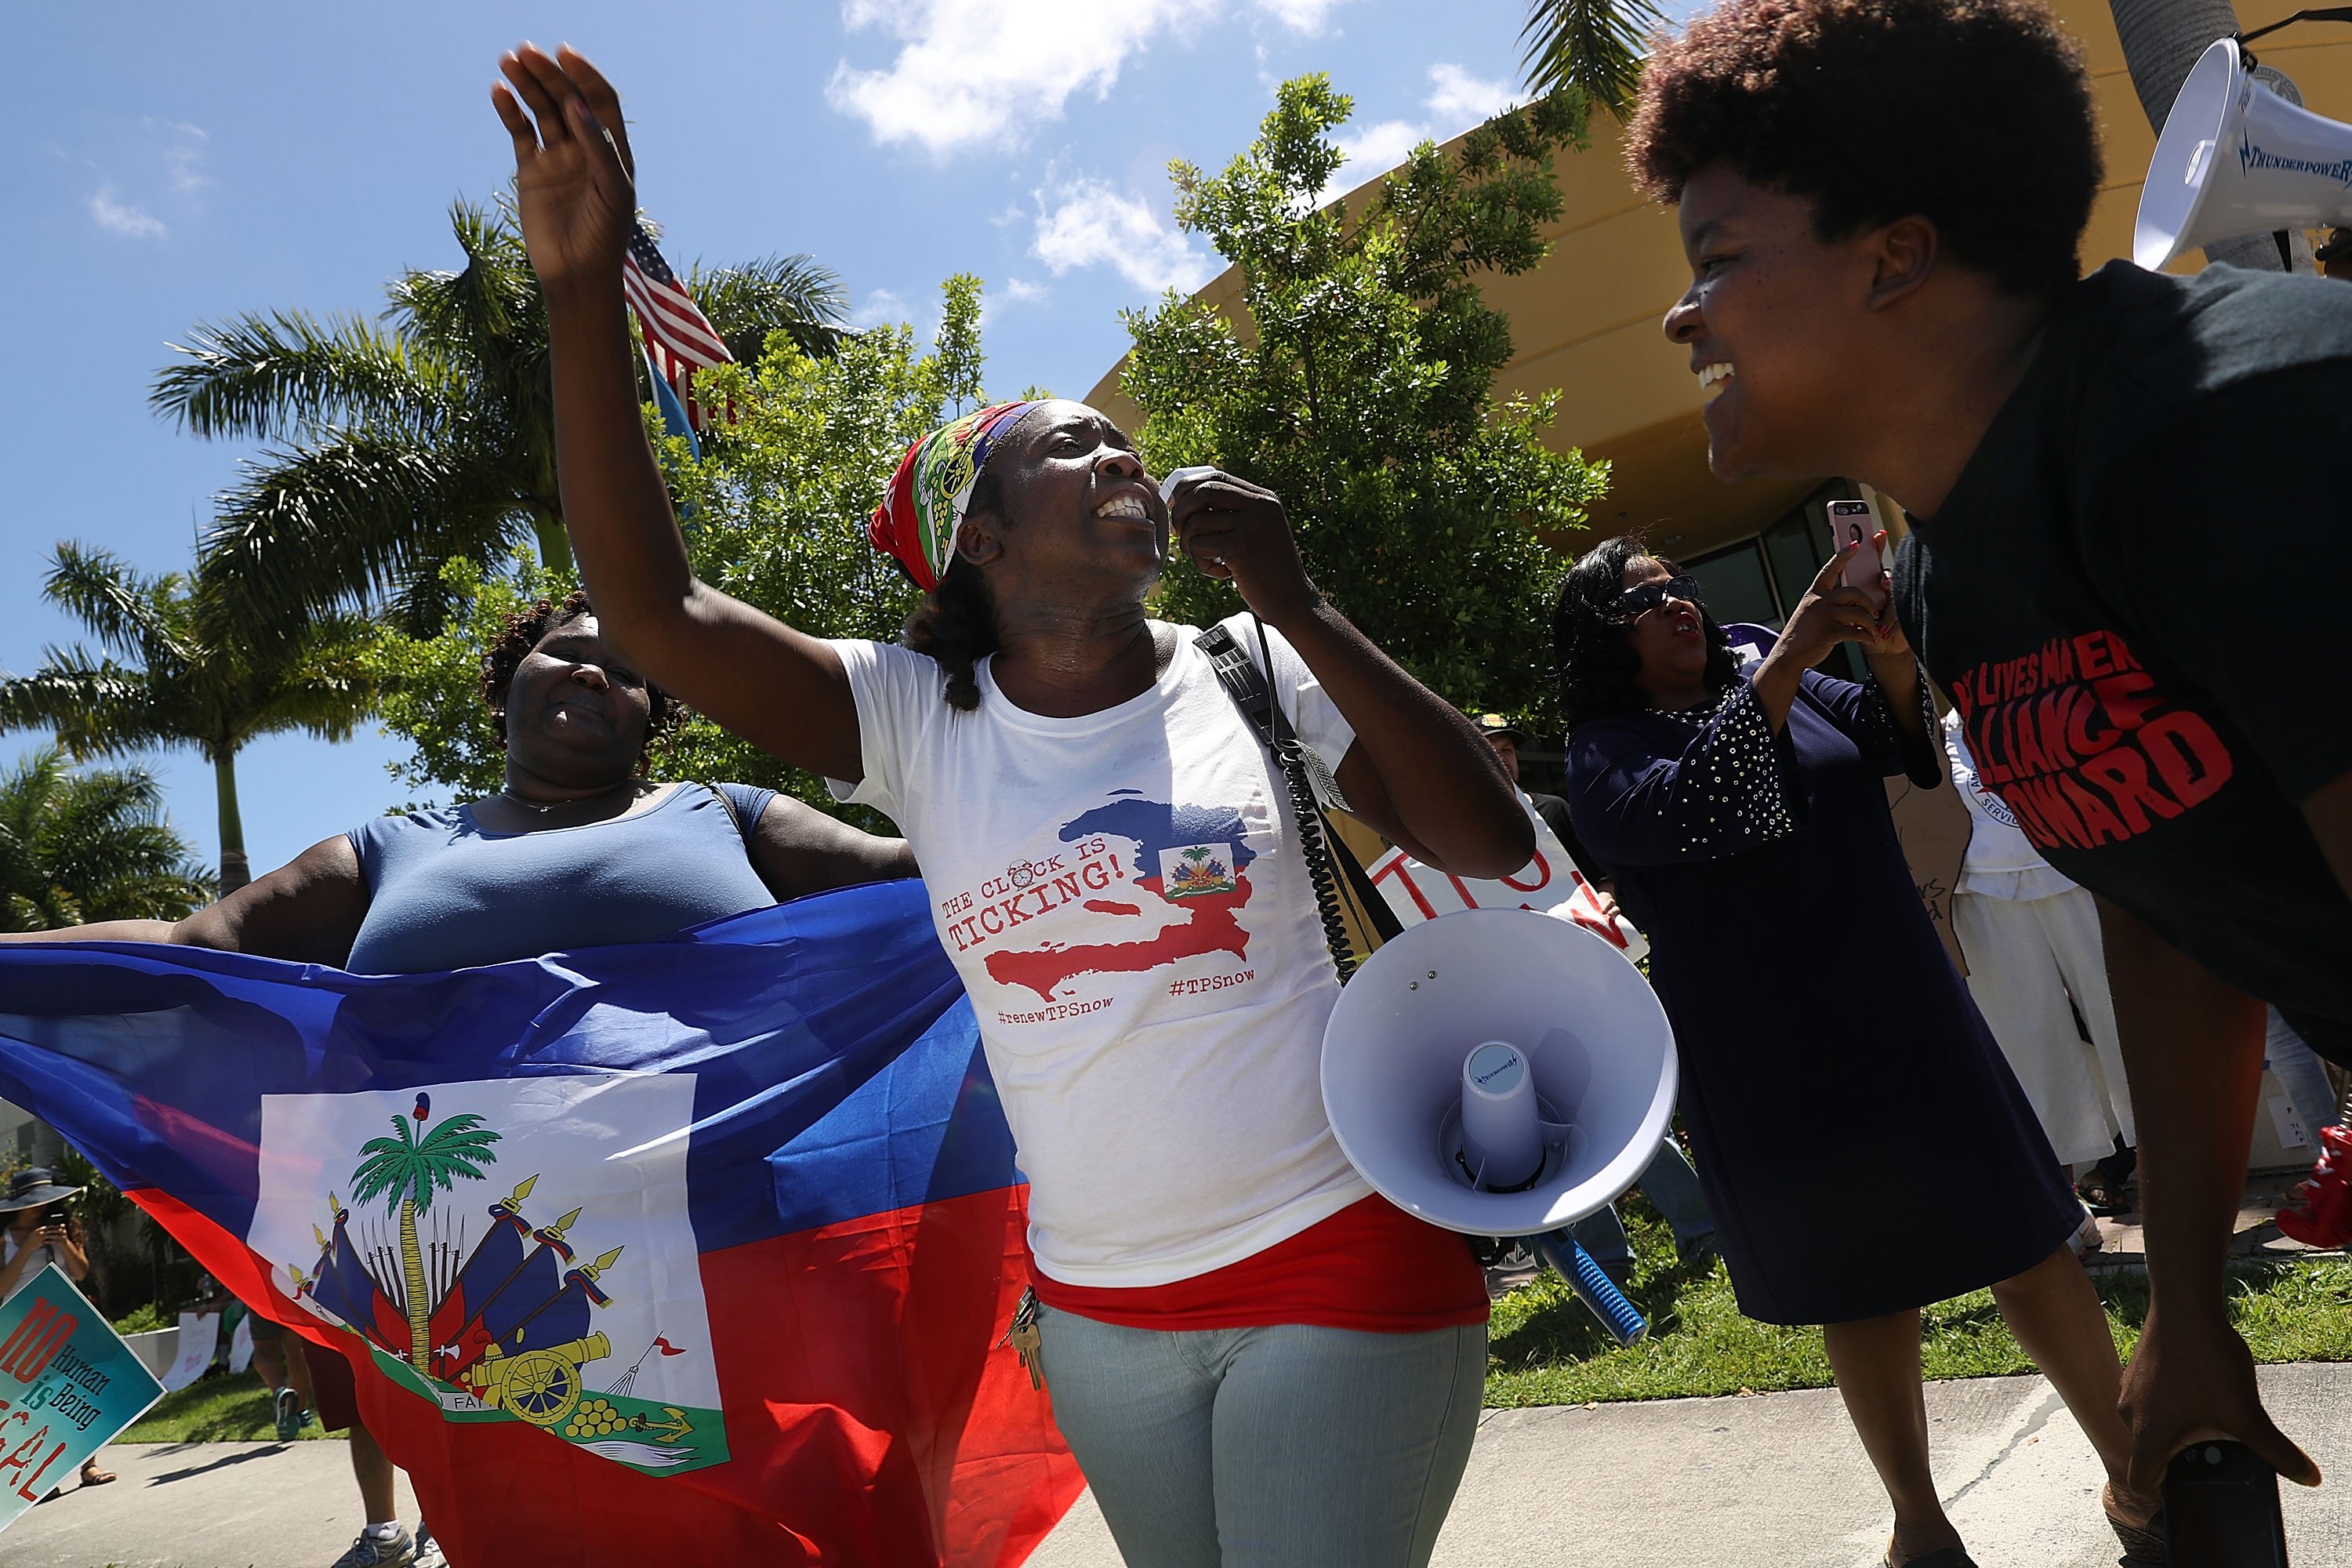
[2,588,915,1568]
[7,589,915,969]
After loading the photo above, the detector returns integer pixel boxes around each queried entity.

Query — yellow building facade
[1089,0,2352,632]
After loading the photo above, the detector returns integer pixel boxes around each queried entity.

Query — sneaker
[1677,1232,1721,1272]
[411,1523,446,1568]
[274,1388,303,1442]
[330,1526,415,1567]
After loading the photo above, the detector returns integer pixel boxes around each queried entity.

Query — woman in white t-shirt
[492,45,1535,1567]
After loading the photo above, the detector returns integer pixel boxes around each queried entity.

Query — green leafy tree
[1119,76,1609,725]
[1519,0,1668,119]
[934,272,987,414]
[366,283,981,818]
[349,1105,500,1372]
[153,202,850,637]
[0,546,379,891]
[0,748,213,931]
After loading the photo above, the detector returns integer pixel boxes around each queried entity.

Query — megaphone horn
[2136,37,2352,270]
[1321,906,1679,1239]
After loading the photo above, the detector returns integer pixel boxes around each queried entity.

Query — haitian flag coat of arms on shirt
[0,879,1080,1565]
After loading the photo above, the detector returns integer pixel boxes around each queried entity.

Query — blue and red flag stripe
[0,879,1080,1565]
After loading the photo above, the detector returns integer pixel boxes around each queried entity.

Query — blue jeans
[1033,1305,1486,1568]
[1570,1135,1716,1268]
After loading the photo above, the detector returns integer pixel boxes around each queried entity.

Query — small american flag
[622,221,733,430]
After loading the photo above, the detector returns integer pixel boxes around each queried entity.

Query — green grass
[100,1215,2352,1430]
[109,1302,168,1336]
[1485,1194,2352,1406]
[118,1374,342,1443]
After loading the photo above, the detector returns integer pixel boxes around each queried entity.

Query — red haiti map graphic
[985,795,1257,1002]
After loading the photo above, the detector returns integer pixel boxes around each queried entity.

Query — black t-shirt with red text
[1895,260,2352,1063]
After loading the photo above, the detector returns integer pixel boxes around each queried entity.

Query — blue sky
[1,0,1618,880]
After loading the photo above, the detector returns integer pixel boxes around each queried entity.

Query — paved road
[0,1441,418,1568]
[1033,1363,2352,1568]
[5,1365,2344,1565]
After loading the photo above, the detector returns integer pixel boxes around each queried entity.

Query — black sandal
[2078,1174,2130,1216]
[1889,1547,1980,1568]
[2107,1502,2169,1566]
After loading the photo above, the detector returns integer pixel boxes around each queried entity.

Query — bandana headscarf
[867,401,1047,592]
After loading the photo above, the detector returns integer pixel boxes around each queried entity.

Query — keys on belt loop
[1000,1286,1044,1389]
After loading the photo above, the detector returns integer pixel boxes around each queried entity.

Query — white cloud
[1031,176,1215,296]
[1324,64,1523,199]
[849,287,913,329]
[828,0,1344,157]
[140,118,212,192]
[1252,0,1342,26]
[1424,64,1517,126]
[89,186,165,239]
[1333,120,1426,182]
[976,275,1051,326]
[163,146,208,192]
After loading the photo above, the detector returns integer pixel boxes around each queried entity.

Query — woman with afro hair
[1628,0,2352,1511]
[1555,535,2159,1567]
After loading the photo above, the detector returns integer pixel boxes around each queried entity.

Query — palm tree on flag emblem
[350,1092,501,1371]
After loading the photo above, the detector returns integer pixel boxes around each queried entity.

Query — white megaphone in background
[2136,36,2352,270]
[1322,906,1679,1340]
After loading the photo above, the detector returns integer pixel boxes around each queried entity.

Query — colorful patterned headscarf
[867,401,1047,591]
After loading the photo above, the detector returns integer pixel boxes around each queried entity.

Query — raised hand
[1778,539,1903,666]
[1166,470,1320,628]
[492,44,638,290]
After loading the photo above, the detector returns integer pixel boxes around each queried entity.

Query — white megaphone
[2136,37,2352,270]
[1321,906,1679,1240]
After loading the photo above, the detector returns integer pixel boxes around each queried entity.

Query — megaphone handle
[1530,1229,1649,1348]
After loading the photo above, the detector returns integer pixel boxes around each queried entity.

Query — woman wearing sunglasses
[1552,536,2161,1568]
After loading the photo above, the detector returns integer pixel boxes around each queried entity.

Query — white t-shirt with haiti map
[829,615,1369,1289]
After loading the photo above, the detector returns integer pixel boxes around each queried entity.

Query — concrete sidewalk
[2,1364,2342,1565]
[1033,1363,2352,1567]
[0,1440,420,1568]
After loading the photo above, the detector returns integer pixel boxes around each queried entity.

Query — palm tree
[153,201,850,638]
[350,1096,501,1374]
[1519,0,1668,118]
[0,747,213,931]
[0,544,379,892]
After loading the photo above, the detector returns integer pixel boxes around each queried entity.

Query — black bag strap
[1196,622,1403,982]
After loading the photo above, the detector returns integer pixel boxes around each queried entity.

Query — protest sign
[1369,796,1649,960]
[159,1308,218,1392]
[0,1264,165,1534]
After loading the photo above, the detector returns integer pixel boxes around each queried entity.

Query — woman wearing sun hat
[491,42,1534,1566]
[0,1167,116,1489]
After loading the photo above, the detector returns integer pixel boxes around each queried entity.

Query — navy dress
[1563,670,2080,1325]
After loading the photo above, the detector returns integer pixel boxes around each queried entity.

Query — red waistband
[1030,1195,1491,1333]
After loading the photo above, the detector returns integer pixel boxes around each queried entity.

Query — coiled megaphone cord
[1254,617,1360,987]
[1277,735,1359,986]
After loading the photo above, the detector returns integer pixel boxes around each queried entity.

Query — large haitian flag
[0,878,1081,1565]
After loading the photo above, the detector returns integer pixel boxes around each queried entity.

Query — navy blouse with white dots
[1559,666,2079,1327]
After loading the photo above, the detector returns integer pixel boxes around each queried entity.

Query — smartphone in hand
[1826,497,1891,615]
[2165,1441,2290,1567]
